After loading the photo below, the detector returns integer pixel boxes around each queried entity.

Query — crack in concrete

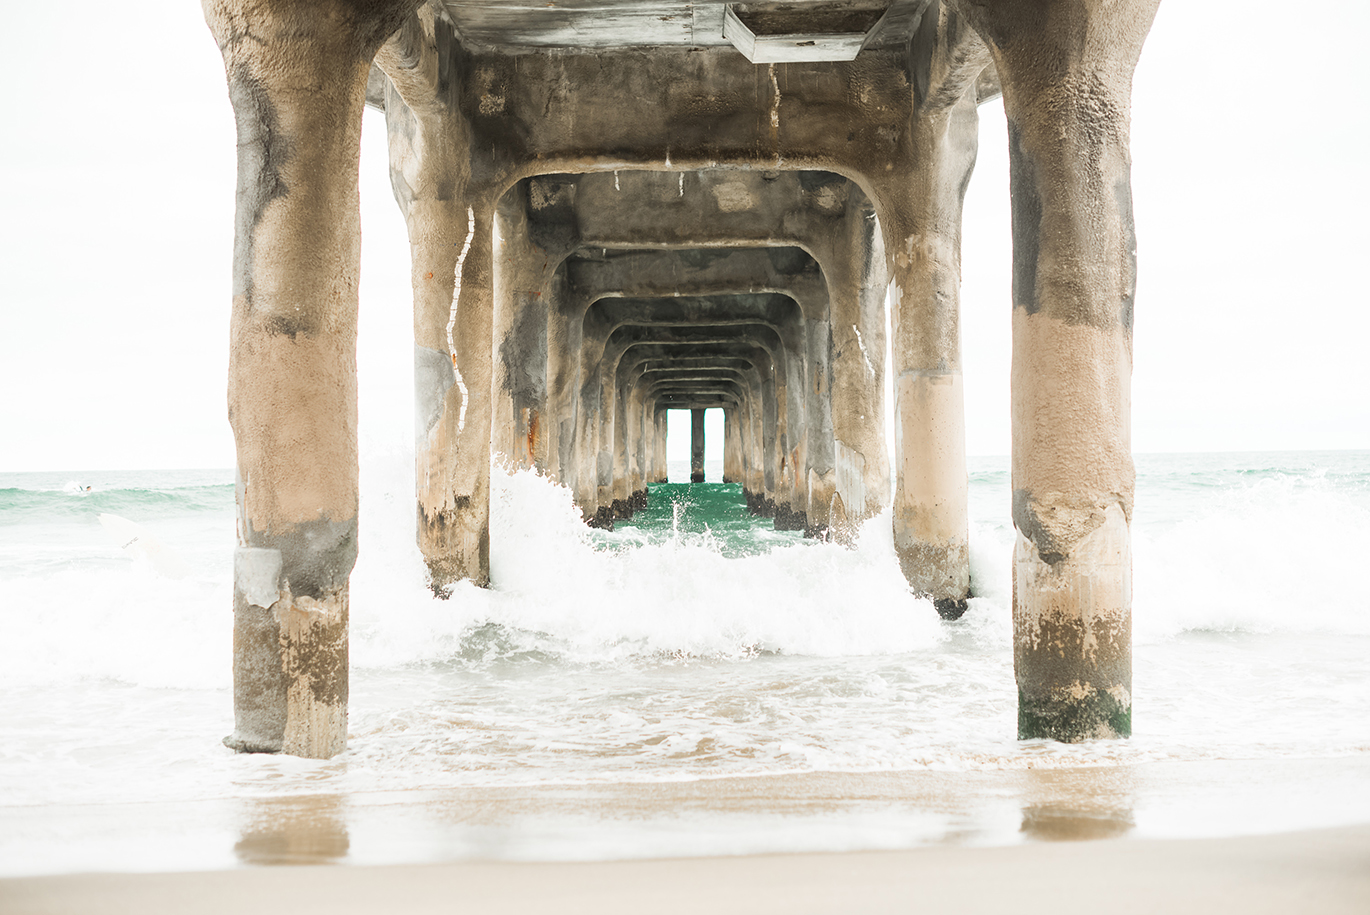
[448,206,475,433]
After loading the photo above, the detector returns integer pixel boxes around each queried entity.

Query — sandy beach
[4,824,1368,915]
[4,757,1369,913]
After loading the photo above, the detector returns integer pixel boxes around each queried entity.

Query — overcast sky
[1,1,1366,472]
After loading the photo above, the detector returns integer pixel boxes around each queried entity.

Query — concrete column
[819,183,890,534]
[721,408,737,484]
[849,193,892,523]
[611,378,632,516]
[882,85,980,619]
[957,0,1158,740]
[594,347,620,517]
[745,380,767,512]
[690,409,706,483]
[621,383,642,510]
[648,405,662,486]
[492,191,552,472]
[656,407,669,483]
[571,311,610,526]
[593,403,613,522]
[773,322,809,534]
[630,385,649,509]
[802,315,836,531]
[545,272,577,483]
[377,12,491,593]
[205,0,414,758]
[411,198,494,590]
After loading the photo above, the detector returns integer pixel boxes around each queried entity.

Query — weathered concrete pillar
[690,409,706,483]
[412,196,494,590]
[377,11,491,592]
[569,320,600,523]
[611,377,633,516]
[206,0,415,758]
[816,180,890,537]
[544,270,577,484]
[797,330,833,534]
[770,316,809,534]
[879,6,989,618]
[655,407,669,483]
[957,0,1158,740]
[492,186,555,472]
[745,373,767,511]
[625,383,648,510]
[721,407,739,484]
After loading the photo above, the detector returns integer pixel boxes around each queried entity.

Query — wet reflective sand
[3,756,1368,876]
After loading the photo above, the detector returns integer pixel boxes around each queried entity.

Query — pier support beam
[957,0,1158,740]
[690,409,706,483]
[882,108,981,614]
[822,182,890,535]
[206,0,415,758]
[493,184,560,472]
[377,12,491,592]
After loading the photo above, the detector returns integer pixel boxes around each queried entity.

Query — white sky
[1,0,1366,472]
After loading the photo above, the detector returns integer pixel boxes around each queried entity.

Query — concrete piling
[957,0,1159,740]
[206,0,418,758]
[376,11,492,593]
[690,409,706,483]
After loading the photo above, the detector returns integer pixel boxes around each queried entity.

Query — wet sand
[3,757,1369,912]
[3,824,1368,915]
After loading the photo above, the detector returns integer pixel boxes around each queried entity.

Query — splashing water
[0,452,1367,816]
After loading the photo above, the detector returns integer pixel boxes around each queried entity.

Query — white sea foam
[346,457,945,671]
[0,453,1367,814]
[2,454,1368,687]
[1132,471,1370,639]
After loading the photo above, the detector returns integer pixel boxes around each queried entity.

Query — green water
[598,482,810,557]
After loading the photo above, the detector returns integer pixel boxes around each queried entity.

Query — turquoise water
[598,481,808,557]
[1,451,1369,873]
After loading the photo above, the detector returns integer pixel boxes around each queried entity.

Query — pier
[204,0,1157,757]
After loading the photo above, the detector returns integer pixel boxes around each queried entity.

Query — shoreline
[4,824,1368,915]
[4,756,1369,876]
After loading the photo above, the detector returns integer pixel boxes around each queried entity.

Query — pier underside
[204,0,1158,756]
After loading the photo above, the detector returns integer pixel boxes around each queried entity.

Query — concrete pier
[882,3,992,618]
[206,0,1158,756]
[690,411,706,483]
[206,0,418,758]
[376,10,491,593]
[958,0,1158,740]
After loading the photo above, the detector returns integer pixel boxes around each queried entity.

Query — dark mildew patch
[265,313,320,339]
[765,245,816,276]
[1006,119,1041,315]
[415,344,456,439]
[226,600,288,753]
[1018,688,1131,741]
[248,517,359,601]
[499,292,550,404]
[229,66,291,303]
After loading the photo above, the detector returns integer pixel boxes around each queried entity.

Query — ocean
[2,451,1368,874]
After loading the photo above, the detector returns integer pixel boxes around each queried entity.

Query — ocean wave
[2,456,1369,816]
[347,465,946,671]
[0,483,234,525]
[2,455,1368,692]
[1132,471,1370,639]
